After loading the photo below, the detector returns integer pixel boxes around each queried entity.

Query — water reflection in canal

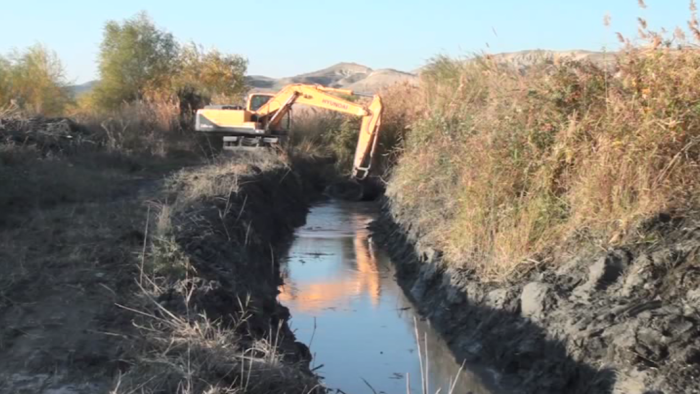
[279,201,496,394]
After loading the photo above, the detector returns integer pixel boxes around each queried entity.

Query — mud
[372,207,700,393]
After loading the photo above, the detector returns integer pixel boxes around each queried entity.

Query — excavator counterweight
[195,84,383,179]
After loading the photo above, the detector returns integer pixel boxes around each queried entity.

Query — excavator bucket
[352,95,383,180]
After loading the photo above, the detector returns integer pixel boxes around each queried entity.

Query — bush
[0,44,72,116]
[176,43,248,106]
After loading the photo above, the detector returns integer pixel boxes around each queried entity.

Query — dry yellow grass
[387,26,700,279]
[70,97,195,157]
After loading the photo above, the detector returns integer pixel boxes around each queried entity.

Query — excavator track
[222,135,284,150]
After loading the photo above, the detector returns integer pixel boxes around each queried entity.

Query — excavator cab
[195,93,284,149]
[247,93,274,111]
[247,93,291,131]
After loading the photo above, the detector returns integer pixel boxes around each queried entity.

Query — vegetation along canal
[279,200,500,394]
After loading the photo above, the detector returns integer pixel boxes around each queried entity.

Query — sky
[0,0,695,84]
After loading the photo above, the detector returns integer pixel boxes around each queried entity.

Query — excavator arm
[253,84,382,179]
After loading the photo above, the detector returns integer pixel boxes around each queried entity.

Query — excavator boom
[252,84,382,179]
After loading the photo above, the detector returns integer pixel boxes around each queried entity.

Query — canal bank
[373,202,700,394]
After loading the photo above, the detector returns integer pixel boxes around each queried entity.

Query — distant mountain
[67,80,99,97]
[247,62,417,94]
[413,50,614,75]
[346,68,417,92]
[487,50,615,70]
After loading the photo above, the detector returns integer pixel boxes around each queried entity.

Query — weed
[387,17,700,280]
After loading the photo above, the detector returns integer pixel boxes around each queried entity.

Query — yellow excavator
[195,84,383,180]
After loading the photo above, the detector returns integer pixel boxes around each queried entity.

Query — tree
[0,55,10,107]
[0,44,71,116]
[176,43,248,103]
[94,12,178,109]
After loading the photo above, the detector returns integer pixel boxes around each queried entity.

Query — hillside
[245,51,612,93]
[488,49,615,70]
[66,80,99,97]
[246,62,418,93]
[379,45,700,393]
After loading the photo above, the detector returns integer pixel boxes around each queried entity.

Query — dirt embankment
[114,153,322,393]
[0,116,325,393]
[373,206,700,394]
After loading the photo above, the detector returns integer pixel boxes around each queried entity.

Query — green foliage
[93,12,178,109]
[89,12,248,113]
[326,117,361,173]
[150,236,191,279]
[0,44,71,116]
[288,110,362,175]
[0,56,10,105]
[176,43,248,104]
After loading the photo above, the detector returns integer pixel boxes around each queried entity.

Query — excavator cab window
[248,94,273,111]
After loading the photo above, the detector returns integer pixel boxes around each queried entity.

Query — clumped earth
[0,117,324,393]
[373,207,700,394]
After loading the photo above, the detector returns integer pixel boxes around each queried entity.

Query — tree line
[0,12,248,117]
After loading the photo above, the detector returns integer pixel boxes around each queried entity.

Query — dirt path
[0,175,161,393]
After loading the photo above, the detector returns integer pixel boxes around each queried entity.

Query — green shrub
[0,44,72,116]
[93,12,178,110]
[176,43,248,105]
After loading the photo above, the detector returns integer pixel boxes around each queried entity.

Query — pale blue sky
[0,0,694,83]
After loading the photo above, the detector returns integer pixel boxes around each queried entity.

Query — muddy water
[280,201,498,394]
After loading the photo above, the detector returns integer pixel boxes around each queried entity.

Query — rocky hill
[66,80,99,97]
[488,49,615,70]
[247,62,417,93]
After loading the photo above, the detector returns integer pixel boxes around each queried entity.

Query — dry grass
[387,23,700,279]
[0,108,317,392]
[113,285,319,394]
[0,107,203,225]
[375,82,423,175]
[72,97,199,158]
[165,151,287,207]
[287,107,349,170]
